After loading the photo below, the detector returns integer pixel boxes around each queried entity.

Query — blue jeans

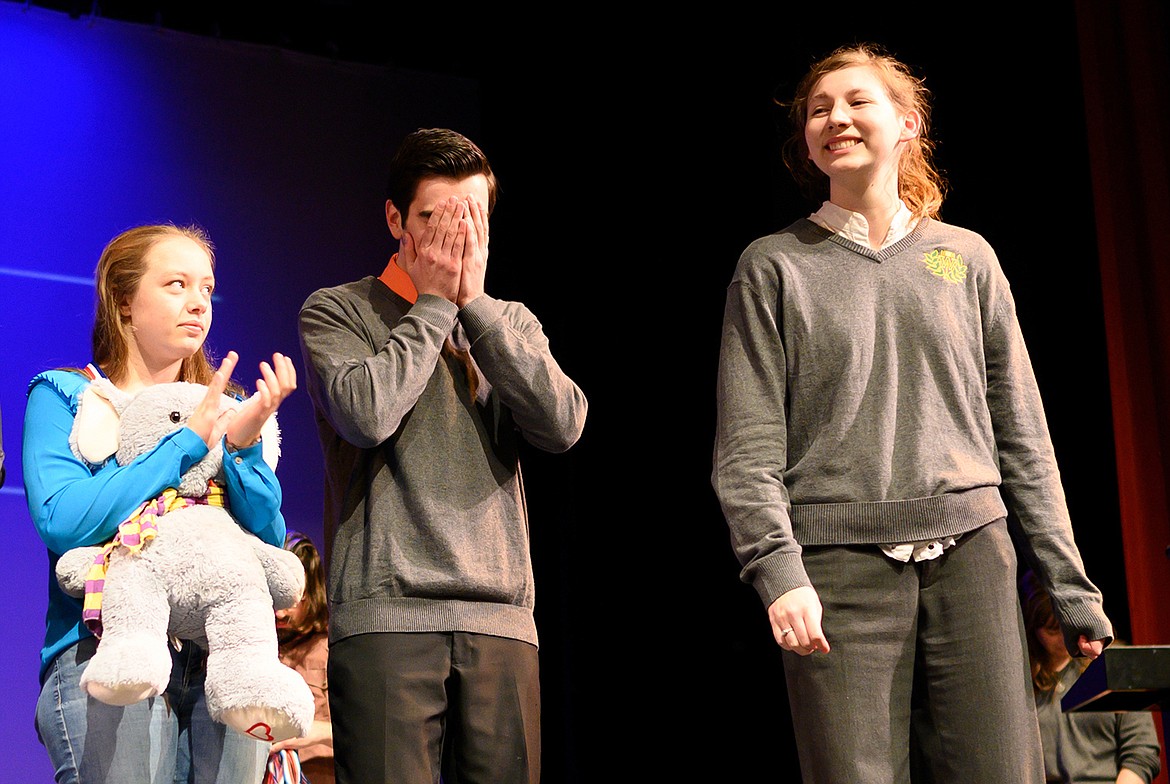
[35,637,268,784]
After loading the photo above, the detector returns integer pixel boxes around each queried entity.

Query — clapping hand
[186,351,296,451]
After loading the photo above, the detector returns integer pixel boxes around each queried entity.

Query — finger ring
[780,628,794,636]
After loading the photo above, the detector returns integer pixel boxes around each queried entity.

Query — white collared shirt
[809,200,916,250]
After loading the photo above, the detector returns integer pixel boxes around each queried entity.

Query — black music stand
[1062,645,1169,750]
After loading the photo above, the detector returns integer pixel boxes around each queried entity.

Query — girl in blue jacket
[24,223,297,784]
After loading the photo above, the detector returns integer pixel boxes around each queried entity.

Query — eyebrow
[156,269,215,283]
[809,87,874,102]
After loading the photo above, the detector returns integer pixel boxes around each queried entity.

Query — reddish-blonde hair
[92,223,220,385]
[779,43,947,220]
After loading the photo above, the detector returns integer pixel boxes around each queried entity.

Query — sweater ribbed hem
[792,485,1008,545]
[330,596,538,648]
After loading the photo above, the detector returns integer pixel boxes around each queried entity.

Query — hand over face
[456,193,489,308]
[398,195,467,303]
[389,174,491,306]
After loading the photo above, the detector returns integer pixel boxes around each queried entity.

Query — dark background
[4,2,1160,781]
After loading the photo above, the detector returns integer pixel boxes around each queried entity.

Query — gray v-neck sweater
[298,279,587,647]
[713,217,1111,644]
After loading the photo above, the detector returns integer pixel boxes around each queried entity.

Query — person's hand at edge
[270,719,333,753]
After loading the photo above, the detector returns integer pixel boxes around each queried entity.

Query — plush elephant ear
[260,411,281,471]
[71,378,126,465]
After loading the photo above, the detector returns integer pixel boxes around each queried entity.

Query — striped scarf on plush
[82,482,226,637]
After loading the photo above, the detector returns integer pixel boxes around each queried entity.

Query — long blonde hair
[91,223,220,386]
[779,43,947,220]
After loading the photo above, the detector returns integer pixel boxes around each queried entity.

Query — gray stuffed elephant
[55,377,314,743]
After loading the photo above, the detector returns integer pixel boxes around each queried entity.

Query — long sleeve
[1040,663,1162,783]
[221,437,285,547]
[299,285,456,449]
[1114,711,1163,783]
[978,253,1113,649]
[296,278,578,648]
[24,374,208,555]
[460,295,587,454]
[712,219,1097,610]
[25,369,290,679]
[25,374,285,553]
[712,270,808,608]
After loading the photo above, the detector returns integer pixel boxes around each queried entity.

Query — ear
[900,109,923,142]
[386,199,405,240]
[72,380,123,464]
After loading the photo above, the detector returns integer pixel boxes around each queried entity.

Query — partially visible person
[298,127,588,784]
[712,43,1112,783]
[1,402,6,487]
[267,531,334,784]
[23,223,296,783]
[1022,570,1162,784]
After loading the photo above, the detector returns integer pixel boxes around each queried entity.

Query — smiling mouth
[827,139,859,151]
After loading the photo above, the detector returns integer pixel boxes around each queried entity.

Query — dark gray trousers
[784,519,1043,784]
[329,631,540,784]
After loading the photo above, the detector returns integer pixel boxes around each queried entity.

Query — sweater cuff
[412,293,460,330]
[458,295,506,341]
[751,550,812,608]
[1060,598,1115,654]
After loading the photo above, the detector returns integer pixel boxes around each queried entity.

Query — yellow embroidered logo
[922,249,968,284]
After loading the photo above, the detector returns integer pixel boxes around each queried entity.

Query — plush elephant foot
[207,662,315,742]
[86,680,159,706]
[219,707,302,743]
[80,635,171,706]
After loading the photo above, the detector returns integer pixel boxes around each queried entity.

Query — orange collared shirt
[378,254,417,303]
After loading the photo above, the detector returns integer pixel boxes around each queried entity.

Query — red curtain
[1075,0,1170,646]
[1076,2,1170,779]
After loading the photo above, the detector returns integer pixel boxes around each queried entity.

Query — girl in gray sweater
[712,43,1112,783]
